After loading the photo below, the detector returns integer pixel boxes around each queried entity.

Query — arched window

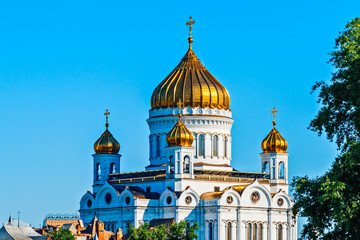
[183,156,190,173]
[156,135,161,157]
[259,223,263,240]
[224,136,228,158]
[199,134,205,156]
[209,222,213,240]
[97,163,101,180]
[277,224,283,240]
[253,224,257,240]
[279,162,285,179]
[149,136,153,158]
[226,222,231,240]
[263,162,269,173]
[213,135,218,157]
[169,156,174,174]
[110,163,116,174]
[272,159,276,179]
[247,223,252,240]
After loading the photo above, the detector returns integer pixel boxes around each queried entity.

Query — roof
[113,186,161,200]
[0,225,47,240]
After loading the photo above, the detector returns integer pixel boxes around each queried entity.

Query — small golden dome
[166,117,194,147]
[94,110,120,154]
[261,107,287,153]
[261,119,288,153]
[151,18,230,110]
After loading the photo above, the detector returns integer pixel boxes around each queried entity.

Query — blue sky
[0,0,359,232]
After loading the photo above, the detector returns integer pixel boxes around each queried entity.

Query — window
[149,136,153,158]
[259,224,263,240]
[227,222,231,240]
[156,135,161,157]
[247,223,252,240]
[97,163,101,180]
[184,156,190,173]
[253,224,258,240]
[279,162,284,179]
[263,162,269,173]
[209,222,213,240]
[224,137,228,158]
[199,134,205,156]
[213,135,218,157]
[272,159,276,179]
[277,224,283,240]
[110,163,116,174]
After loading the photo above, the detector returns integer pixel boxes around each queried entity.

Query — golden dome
[261,109,288,153]
[94,110,120,154]
[166,117,194,147]
[151,18,230,110]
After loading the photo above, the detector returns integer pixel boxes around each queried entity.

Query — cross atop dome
[104,109,110,129]
[186,16,195,46]
[271,107,278,127]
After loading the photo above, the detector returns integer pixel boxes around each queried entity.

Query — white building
[79,18,297,240]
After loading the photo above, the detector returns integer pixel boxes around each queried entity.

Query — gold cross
[186,16,195,38]
[271,107,277,122]
[177,99,184,117]
[104,109,110,128]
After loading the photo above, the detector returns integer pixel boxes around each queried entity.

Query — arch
[279,162,285,179]
[110,163,116,174]
[156,135,161,157]
[199,134,205,156]
[183,155,190,173]
[96,163,101,180]
[262,161,269,174]
[213,135,218,157]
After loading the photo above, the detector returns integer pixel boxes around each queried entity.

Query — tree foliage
[310,17,360,152]
[127,221,199,240]
[292,142,360,239]
[292,17,360,239]
[51,228,75,240]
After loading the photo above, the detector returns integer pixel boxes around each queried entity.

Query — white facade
[79,105,297,239]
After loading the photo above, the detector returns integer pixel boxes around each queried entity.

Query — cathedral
[79,17,297,240]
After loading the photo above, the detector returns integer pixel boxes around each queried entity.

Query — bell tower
[260,108,289,194]
[165,100,195,179]
[93,109,121,193]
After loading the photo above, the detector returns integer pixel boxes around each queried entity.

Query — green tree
[309,17,360,152]
[292,17,360,239]
[127,221,198,240]
[51,228,75,240]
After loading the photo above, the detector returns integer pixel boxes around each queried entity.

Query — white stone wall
[147,107,234,170]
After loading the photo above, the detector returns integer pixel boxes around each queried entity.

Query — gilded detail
[151,18,230,110]
[94,109,120,154]
[261,108,288,153]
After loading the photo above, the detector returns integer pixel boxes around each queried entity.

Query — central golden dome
[151,22,230,110]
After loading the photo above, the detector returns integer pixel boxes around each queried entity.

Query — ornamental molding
[149,107,232,118]
[243,220,268,226]
[272,221,289,228]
